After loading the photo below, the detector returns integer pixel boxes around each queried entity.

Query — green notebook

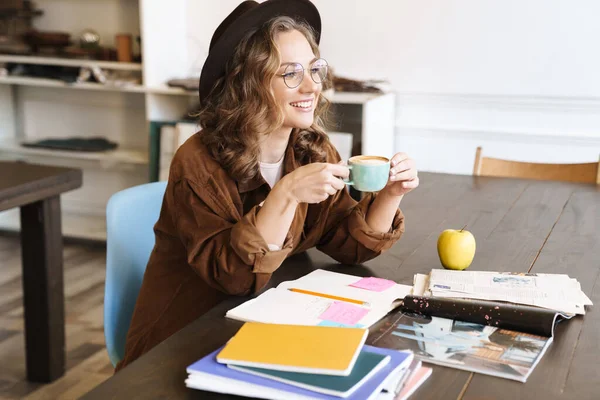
[227,350,390,397]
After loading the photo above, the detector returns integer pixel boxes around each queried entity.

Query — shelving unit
[0,0,192,241]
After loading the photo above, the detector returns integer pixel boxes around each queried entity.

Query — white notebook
[226,270,412,328]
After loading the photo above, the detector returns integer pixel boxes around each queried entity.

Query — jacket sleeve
[316,187,405,265]
[170,178,293,295]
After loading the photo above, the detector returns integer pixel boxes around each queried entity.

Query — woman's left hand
[382,152,419,197]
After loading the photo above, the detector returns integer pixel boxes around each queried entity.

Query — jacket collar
[237,134,299,194]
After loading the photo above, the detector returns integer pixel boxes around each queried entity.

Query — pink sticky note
[350,277,396,292]
[319,301,369,326]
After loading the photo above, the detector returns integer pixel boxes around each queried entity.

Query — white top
[259,157,285,188]
[259,157,286,252]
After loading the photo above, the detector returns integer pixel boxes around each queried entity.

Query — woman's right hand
[277,163,350,204]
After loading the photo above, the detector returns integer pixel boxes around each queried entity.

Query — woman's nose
[299,71,319,93]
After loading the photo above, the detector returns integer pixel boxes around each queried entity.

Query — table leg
[19,196,65,382]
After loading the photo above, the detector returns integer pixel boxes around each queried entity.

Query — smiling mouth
[289,100,313,110]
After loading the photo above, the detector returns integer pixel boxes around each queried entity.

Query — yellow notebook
[216,322,368,376]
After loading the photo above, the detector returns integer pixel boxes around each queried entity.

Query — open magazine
[374,311,553,383]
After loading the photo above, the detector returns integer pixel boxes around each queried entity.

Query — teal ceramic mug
[344,155,391,192]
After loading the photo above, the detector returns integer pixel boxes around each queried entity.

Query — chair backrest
[473,147,600,185]
[104,181,167,367]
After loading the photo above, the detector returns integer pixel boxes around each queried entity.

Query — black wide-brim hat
[198,0,321,104]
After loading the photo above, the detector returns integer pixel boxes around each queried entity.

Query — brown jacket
[116,132,405,371]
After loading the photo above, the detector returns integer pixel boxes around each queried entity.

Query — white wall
[185,0,243,78]
[185,0,600,174]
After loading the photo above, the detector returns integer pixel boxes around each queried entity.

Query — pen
[288,288,369,306]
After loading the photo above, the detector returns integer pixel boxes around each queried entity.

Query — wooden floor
[0,234,113,400]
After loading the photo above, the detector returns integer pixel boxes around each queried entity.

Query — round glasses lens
[311,59,328,84]
[283,63,304,88]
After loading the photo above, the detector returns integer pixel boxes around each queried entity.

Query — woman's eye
[284,72,299,79]
[313,67,327,78]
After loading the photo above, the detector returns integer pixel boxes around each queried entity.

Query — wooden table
[0,161,82,382]
[83,172,600,399]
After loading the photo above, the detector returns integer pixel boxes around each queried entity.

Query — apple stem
[460,224,467,232]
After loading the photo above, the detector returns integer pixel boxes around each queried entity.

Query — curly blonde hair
[197,16,333,185]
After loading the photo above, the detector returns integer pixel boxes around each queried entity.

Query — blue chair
[104,181,167,367]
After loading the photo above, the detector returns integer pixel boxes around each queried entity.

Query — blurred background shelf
[0,75,147,93]
[0,137,148,166]
[143,84,197,96]
[0,76,201,95]
[0,54,142,71]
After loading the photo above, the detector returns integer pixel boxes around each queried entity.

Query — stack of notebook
[185,322,430,399]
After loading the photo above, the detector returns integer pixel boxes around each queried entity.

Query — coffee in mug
[345,155,390,192]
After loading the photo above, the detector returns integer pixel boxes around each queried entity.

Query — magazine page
[401,295,572,337]
[373,312,553,383]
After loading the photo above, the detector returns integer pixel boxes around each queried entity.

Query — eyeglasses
[276,58,328,89]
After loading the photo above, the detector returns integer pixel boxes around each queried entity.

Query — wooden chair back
[473,147,600,184]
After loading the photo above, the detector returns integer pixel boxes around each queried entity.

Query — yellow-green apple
[437,227,476,270]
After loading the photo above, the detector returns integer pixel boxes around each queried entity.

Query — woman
[116,0,418,371]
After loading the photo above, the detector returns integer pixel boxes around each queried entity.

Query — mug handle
[343,165,353,186]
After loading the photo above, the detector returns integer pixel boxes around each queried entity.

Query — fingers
[325,163,350,179]
[309,186,334,204]
[390,152,409,168]
[390,169,418,182]
[317,179,344,204]
[324,184,337,196]
[400,177,420,190]
[324,164,347,191]
[389,153,417,183]
[390,157,415,175]
[298,163,348,204]
[329,177,346,191]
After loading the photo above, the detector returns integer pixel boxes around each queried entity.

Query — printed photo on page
[373,312,552,383]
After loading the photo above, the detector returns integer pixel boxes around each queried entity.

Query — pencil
[288,288,368,306]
